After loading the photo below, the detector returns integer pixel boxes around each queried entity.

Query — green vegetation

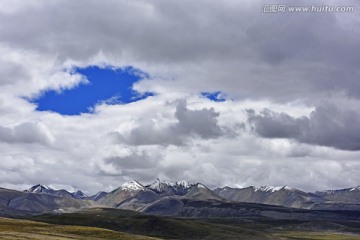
[16,208,360,240]
[26,208,273,239]
[274,231,360,240]
[0,217,159,240]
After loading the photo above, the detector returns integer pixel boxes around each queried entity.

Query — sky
[1,0,360,194]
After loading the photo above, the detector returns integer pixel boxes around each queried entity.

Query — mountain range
[0,179,359,218]
[24,184,88,199]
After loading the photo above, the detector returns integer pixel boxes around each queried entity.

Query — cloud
[174,100,223,138]
[0,0,360,193]
[247,109,309,139]
[248,104,360,151]
[0,44,87,101]
[104,150,160,170]
[0,0,359,102]
[116,100,227,146]
[0,122,55,145]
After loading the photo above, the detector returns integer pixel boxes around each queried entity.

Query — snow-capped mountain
[350,186,360,191]
[2,187,96,216]
[25,184,75,199]
[121,180,145,191]
[97,180,156,209]
[214,185,324,208]
[316,186,360,195]
[146,178,191,195]
[253,185,293,193]
[97,179,212,211]
[25,184,53,194]
[25,184,88,200]
[315,186,360,204]
[17,181,360,215]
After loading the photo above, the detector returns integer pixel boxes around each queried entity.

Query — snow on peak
[196,183,207,189]
[149,178,170,190]
[350,185,360,191]
[319,186,360,193]
[176,180,190,188]
[255,186,282,192]
[28,184,53,193]
[254,185,291,193]
[121,180,144,191]
[146,178,192,195]
[148,178,190,190]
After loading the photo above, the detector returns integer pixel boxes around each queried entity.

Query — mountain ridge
[1,179,356,217]
[25,184,89,200]
[24,180,360,199]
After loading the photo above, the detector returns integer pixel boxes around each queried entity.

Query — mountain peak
[253,185,292,193]
[317,185,360,194]
[121,180,144,191]
[148,178,190,188]
[73,190,88,198]
[283,185,292,191]
[148,178,170,192]
[350,185,360,191]
[176,180,190,188]
[147,178,192,195]
[195,183,207,189]
[26,184,53,193]
[25,184,81,199]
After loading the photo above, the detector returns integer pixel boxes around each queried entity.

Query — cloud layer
[116,100,227,146]
[0,0,360,193]
[248,104,360,151]
[0,122,54,145]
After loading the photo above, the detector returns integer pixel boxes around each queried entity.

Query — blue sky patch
[201,91,226,102]
[31,66,153,115]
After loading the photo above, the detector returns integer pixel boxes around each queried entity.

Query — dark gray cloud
[116,100,226,146]
[0,0,246,62]
[247,109,309,139]
[104,151,159,170]
[248,104,360,151]
[173,100,223,138]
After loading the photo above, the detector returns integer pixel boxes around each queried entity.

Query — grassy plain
[3,208,359,239]
[0,217,159,240]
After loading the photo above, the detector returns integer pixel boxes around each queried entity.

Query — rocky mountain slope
[0,187,96,216]
[315,186,360,204]
[215,185,360,211]
[1,179,360,217]
[214,185,324,208]
[25,184,88,199]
